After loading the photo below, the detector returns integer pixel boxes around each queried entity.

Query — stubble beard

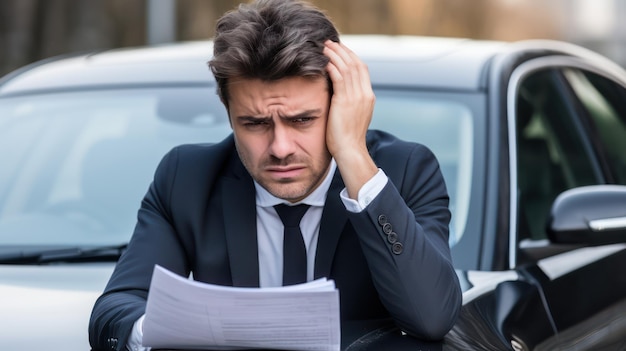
[236,146,332,202]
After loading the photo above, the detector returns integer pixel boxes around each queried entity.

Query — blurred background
[1,0,625,77]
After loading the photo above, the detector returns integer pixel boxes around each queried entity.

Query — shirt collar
[255,159,337,208]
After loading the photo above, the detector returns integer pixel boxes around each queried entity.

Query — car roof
[0,34,621,97]
[0,41,215,96]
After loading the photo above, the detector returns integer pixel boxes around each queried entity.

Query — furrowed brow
[280,109,322,119]
[235,115,272,122]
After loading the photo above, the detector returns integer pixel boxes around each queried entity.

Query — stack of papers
[142,265,340,351]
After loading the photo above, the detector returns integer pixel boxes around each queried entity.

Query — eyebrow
[235,109,323,121]
[280,109,322,119]
[235,115,272,123]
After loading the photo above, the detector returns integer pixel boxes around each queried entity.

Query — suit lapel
[314,170,349,279]
[222,157,260,287]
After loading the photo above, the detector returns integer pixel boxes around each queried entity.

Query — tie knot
[274,204,310,228]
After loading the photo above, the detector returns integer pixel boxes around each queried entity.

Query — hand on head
[323,40,378,198]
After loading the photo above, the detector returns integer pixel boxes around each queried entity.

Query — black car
[0,35,625,350]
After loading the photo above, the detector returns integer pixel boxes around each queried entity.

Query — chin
[267,185,309,202]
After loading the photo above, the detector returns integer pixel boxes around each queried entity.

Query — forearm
[349,181,461,340]
[89,148,190,350]
[334,147,378,200]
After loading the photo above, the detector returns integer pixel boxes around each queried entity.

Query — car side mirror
[548,185,626,246]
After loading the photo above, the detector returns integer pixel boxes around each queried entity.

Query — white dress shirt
[127,161,388,350]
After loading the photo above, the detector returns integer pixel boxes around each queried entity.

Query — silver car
[1,36,625,350]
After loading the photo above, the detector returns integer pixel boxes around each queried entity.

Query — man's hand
[324,40,378,199]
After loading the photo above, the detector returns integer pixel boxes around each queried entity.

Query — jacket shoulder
[366,129,441,187]
[366,129,436,162]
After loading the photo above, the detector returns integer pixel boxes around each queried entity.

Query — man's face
[228,76,332,203]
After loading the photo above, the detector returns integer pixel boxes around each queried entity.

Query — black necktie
[274,204,310,286]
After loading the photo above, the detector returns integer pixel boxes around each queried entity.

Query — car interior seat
[516,95,559,241]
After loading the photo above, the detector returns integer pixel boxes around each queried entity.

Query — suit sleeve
[346,143,462,340]
[88,147,191,351]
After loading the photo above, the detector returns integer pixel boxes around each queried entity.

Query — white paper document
[142,265,341,351]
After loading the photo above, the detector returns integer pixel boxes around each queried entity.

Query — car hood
[0,264,115,350]
[0,265,516,350]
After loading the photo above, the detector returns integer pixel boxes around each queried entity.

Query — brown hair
[208,0,339,107]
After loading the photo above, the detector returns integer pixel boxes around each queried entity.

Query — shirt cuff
[340,169,388,212]
[126,314,150,351]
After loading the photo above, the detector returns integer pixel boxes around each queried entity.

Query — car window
[0,86,478,252]
[516,69,598,241]
[562,68,626,184]
[0,87,230,246]
[370,91,477,246]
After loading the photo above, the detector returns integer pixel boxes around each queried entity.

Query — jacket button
[382,222,393,235]
[387,232,398,244]
[378,214,388,225]
[392,242,404,255]
[107,337,118,349]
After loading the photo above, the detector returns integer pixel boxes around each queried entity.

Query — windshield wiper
[0,244,127,265]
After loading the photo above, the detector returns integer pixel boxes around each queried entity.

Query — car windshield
[0,86,479,249]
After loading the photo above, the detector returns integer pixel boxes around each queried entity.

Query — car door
[512,58,626,351]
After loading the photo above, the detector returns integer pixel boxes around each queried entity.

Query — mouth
[266,165,306,179]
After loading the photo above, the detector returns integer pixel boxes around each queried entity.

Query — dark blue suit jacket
[89,130,461,350]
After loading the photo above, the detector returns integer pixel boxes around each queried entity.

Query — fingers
[322,39,375,158]
[322,41,378,193]
[323,40,373,99]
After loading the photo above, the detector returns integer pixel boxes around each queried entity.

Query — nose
[269,122,296,160]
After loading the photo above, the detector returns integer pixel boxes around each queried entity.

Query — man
[89,0,461,350]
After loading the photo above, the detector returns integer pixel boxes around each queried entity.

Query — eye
[241,119,271,130]
[291,117,315,124]
[245,120,268,126]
